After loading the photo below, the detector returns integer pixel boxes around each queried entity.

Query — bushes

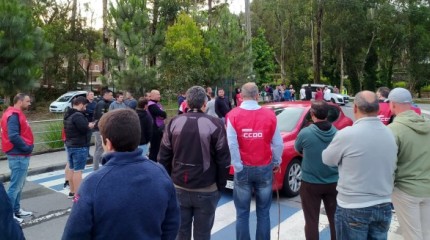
[39,121,64,149]
[393,81,407,88]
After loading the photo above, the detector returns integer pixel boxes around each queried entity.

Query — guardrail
[0,108,179,158]
[0,118,64,158]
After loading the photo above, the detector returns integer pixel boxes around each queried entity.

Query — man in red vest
[377,87,421,125]
[226,82,284,240]
[1,93,34,224]
[377,87,392,125]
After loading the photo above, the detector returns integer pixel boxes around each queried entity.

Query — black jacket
[158,111,231,190]
[305,87,312,100]
[93,99,112,131]
[214,97,231,118]
[136,109,153,145]
[64,108,89,148]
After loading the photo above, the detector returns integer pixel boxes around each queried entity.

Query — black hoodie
[64,108,89,148]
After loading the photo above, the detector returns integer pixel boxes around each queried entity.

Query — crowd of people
[0,83,429,240]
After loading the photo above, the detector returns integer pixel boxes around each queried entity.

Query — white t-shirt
[300,88,306,100]
[324,89,331,101]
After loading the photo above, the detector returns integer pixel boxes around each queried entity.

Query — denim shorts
[67,147,88,171]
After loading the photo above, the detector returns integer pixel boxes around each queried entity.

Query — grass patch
[39,121,64,149]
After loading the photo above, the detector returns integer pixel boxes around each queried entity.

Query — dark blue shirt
[85,101,97,122]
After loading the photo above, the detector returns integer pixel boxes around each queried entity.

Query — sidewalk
[0,146,95,182]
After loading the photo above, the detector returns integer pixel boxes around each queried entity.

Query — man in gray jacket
[322,91,397,240]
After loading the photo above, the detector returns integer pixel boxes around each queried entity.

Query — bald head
[354,91,379,115]
[241,82,259,100]
[150,90,161,101]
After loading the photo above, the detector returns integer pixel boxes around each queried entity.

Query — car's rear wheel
[282,158,301,197]
[331,98,336,103]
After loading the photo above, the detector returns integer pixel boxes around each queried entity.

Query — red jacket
[315,90,324,101]
[227,107,276,166]
[1,107,34,153]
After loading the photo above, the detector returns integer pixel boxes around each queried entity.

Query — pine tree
[0,0,52,100]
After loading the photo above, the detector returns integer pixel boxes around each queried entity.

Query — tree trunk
[314,0,323,83]
[208,0,212,28]
[67,0,78,90]
[275,3,286,84]
[245,0,253,75]
[340,45,344,93]
[102,0,109,77]
[311,17,316,83]
[149,0,159,67]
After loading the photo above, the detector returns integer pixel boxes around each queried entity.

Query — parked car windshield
[273,107,304,132]
[56,95,73,102]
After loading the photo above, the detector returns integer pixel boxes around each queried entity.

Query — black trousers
[299,181,338,240]
[148,129,163,161]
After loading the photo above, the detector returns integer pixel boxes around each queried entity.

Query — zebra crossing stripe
[27,169,404,240]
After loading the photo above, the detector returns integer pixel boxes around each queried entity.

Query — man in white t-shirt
[300,86,306,100]
[323,86,331,102]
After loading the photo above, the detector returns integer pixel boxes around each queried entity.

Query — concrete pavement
[0,146,95,183]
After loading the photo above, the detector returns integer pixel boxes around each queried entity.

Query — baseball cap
[387,87,412,103]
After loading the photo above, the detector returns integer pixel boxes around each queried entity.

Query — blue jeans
[67,147,88,171]
[175,188,221,240]
[234,164,273,240]
[138,144,149,157]
[7,155,30,213]
[335,202,392,240]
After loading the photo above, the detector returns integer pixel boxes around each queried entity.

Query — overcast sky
[79,0,249,29]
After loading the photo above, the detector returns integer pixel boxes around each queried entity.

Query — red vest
[378,102,391,125]
[227,107,276,166]
[1,107,34,153]
[378,102,421,125]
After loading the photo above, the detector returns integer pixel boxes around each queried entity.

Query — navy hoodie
[62,149,180,240]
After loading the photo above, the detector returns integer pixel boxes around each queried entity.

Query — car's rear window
[273,107,304,132]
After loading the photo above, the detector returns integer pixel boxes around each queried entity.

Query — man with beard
[1,93,34,224]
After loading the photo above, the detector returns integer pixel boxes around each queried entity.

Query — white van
[49,91,88,113]
[301,84,349,105]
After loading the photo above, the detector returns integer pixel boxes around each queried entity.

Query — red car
[225,101,353,197]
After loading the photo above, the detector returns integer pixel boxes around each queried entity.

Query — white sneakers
[16,209,33,217]
[14,209,33,224]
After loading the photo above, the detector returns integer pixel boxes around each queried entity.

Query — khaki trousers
[392,187,430,240]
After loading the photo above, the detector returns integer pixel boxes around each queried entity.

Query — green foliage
[252,28,275,85]
[0,0,52,96]
[105,0,174,94]
[40,121,63,149]
[203,5,251,86]
[160,13,208,92]
[421,85,430,92]
[393,81,407,88]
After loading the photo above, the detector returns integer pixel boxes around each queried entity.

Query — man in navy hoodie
[62,108,180,240]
